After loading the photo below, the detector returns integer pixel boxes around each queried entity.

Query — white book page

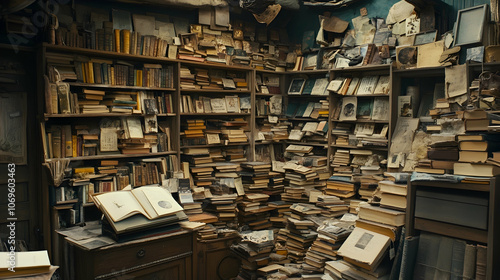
[94,191,148,222]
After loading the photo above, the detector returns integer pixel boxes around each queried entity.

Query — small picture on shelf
[356,99,373,119]
[339,97,357,121]
[210,98,227,113]
[240,96,251,110]
[206,133,221,145]
[225,96,240,113]
[398,96,412,117]
[195,100,204,113]
[288,78,306,95]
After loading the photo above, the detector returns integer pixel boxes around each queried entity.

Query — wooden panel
[93,233,191,276]
[414,217,488,243]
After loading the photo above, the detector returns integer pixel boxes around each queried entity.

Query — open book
[93,186,183,223]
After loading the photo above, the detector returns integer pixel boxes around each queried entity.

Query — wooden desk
[65,230,194,280]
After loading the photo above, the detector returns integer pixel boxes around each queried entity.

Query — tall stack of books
[231,230,275,279]
[240,162,272,193]
[303,220,353,274]
[315,195,349,218]
[205,193,239,228]
[181,119,206,146]
[378,180,408,211]
[79,89,108,113]
[238,193,274,230]
[101,91,138,113]
[180,67,197,89]
[285,203,321,263]
[268,200,292,228]
[281,186,308,203]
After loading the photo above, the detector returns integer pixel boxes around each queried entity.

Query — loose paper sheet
[386,0,415,24]
[445,64,468,98]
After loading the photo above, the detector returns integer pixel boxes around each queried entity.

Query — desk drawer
[92,233,192,276]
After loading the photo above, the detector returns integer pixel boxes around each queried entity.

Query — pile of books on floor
[231,230,275,279]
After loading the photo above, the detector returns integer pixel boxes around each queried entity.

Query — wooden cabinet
[407,178,500,279]
[67,230,194,280]
[194,236,241,280]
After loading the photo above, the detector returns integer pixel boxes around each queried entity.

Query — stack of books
[238,193,274,230]
[325,175,356,199]
[240,162,272,193]
[181,119,206,146]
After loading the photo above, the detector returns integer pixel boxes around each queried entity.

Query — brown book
[464,110,487,119]
[414,166,446,174]
[114,29,121,53]
[431,160,456,170]
[465,119,489,131]
[427,148,459,161]
[454,162,500,177]
[380,193,406,211]
[459,151,488,163]
[358,204,405,226]
[121,29,130,54]
[459,141,488,151]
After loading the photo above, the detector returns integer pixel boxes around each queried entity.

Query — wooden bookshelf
[44,113,176,118]
[45,151,178,162]
[180,88,251,93]
[330,144,388,151]
[180,113,250,116]
[68,82,176,91]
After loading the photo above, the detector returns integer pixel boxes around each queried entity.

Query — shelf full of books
[327,67,392,187]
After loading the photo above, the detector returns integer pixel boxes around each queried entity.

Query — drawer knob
[137,249,146,258]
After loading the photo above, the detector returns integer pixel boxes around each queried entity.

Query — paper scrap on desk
[445,64,468,98]
[386,0,415,24]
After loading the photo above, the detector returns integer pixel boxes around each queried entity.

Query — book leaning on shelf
[92,186,187,240]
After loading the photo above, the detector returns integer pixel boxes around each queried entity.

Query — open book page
[93,191,148,222]
[131,186,183,219]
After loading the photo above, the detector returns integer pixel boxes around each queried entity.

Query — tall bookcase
[328,64,394,176]
[37,43,181,259]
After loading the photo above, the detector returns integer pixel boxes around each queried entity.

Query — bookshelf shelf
[255,93,282,96]
[287,94,330,98]
[289,117,328,121]
[332,94,390,98]
[44,43,178,64]
[285,69,329,75]
[332,119,389,123]
[45,151,178,162]
[44,113,176,118]
[330,144,388,151]
[180,113,251,116]
[181,143,250,148]
[285,141,328,148]
[180,89,251,94]
[67,82,176,91]
[255,140,285,145]
[179,59,254,70]
[255,69,285,74]
[331,64,391,72]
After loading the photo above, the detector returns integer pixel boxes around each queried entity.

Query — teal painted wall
[285,0,491,45]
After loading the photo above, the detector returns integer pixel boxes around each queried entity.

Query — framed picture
[454,4,489,46]
[414,30,437,46]
[225,96,240,113]
[288,78,306,95]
